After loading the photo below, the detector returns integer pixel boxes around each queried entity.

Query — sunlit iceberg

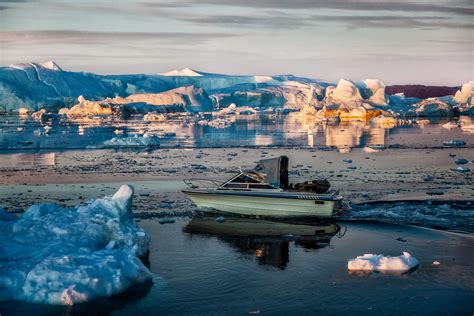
[0,185,151,305]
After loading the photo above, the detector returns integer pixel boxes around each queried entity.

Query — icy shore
[0,185,151,305]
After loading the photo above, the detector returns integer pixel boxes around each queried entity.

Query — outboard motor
[293,179,330,194]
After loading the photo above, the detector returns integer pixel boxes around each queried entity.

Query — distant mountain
[385,85,459,99]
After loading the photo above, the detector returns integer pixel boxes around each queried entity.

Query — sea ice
[347,252,419,272]
[443,139,466,147]
[103,134,160,148]
[0,185,151,305]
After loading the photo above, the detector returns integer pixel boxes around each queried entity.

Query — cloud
[0,30,238,46]
[176,11,472,30]
[181,0,474,16]
[179,13,311,29]
[310,14,474,30]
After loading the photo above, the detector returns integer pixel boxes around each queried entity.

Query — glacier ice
[453,81,474,105]
[0,185,151,305]
[1,61,473,119]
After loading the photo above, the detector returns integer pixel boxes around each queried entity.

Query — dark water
[346,201,474,233]
[2,218,473,315]
[1,114,473,152]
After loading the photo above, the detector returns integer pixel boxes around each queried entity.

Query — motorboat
[183,156,343,217]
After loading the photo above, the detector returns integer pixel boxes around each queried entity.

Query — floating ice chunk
[103,134,160,148]
[443,139,466,147]
[422,175,434,182]
[451,166,470,173]
[454,158,468,165]
[215,216,225,223]
[0,185,151,305]
[159,218,176,224]
[18,107,29,115]
[348,252,419,272]
[363,146,380,153]
[442,122,459,130]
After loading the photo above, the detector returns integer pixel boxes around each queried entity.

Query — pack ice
[347,252,419,272]
[0,185,151,305]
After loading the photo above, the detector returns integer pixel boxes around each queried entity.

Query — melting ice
[0,185,151,305]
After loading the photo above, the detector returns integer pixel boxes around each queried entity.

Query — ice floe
[443,139,467,147]
[0,185,151,305]
[103,134,160,148]
[348,252,419,272]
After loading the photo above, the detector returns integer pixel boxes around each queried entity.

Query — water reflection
[184,216,340,270]
[0,152,56,167]
[1,113,473,151]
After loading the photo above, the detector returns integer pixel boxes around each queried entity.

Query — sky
[0,0,472,85]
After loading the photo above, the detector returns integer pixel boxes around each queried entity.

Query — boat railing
[184,178,222,189]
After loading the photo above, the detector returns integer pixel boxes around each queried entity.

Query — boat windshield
[221,172,277,189]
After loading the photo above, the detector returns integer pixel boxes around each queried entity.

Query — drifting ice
[0,185,151,305]
[347,252,419,272]
[103,134,160,148]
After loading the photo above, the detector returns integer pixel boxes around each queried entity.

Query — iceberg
[0,185,151,305]
[348,252,419,272]
[161,68,203,77]
[361,79,387,105]
[453,81,474,105]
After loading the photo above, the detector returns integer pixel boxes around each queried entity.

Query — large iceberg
[62,86,213,116]
[1,61,473,118]
[0,185,151,305]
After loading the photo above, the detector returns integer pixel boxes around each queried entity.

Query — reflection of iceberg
[324,121,389,151]
[325,122,364,152]
[4,152,56,167]
[184,216,340,270]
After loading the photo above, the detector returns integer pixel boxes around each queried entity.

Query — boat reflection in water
[184,216,341,270]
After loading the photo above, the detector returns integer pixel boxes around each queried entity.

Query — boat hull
[183,190,338,217]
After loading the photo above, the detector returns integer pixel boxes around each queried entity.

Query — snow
[161,68,203,76]
[103,134,161,148]
[348,252,419,272]
[0,185,151,305]
[39,61,63,71]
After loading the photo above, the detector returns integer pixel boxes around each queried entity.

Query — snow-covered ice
[347,252,419,272]
[0,185,151,305]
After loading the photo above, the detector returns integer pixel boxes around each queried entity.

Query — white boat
[183,156,343,218]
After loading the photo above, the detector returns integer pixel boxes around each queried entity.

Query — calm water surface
[1,114,473,152]
[2,218,473,315]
